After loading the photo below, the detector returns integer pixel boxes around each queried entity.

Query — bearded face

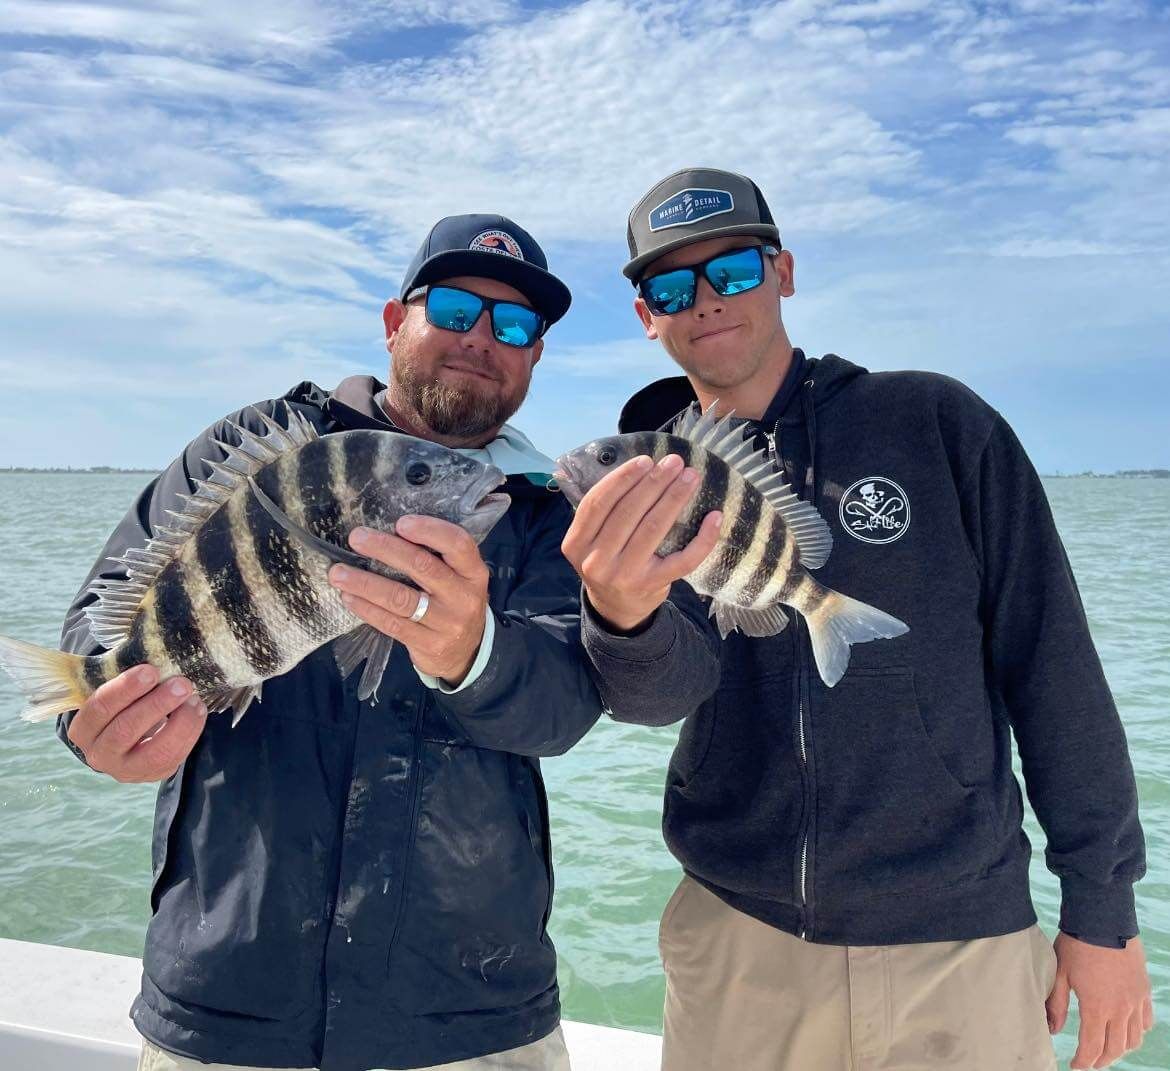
[392,344,532,439]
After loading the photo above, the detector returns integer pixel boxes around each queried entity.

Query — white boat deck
[0,938,662,1070]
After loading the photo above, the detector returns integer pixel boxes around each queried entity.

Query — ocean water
[0,472,1166,1068]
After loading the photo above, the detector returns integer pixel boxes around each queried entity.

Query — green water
[0,473,1166,1068]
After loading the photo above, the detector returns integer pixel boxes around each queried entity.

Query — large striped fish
[0,406,511,723]
[555,404,908,686]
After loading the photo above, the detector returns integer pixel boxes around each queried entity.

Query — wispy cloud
[0,0,1167,470]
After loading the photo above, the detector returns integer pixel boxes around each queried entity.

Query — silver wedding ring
[409,592,430,623]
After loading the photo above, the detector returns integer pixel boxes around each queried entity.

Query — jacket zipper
[385,698,426,958]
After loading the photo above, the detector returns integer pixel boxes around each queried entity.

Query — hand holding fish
[560,453,722,632]
[329,517,490,688]
[65,665,207,783]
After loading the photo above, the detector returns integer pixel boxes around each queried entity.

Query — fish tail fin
[0,634,93,722]
[795,584,908,687]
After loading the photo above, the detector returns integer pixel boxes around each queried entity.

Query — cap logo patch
[469,229,524,260]
[648,188,734,232]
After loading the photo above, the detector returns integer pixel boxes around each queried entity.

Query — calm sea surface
[0,473,1166,1068]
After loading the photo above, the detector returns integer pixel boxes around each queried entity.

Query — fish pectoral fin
[710,599,791,640]
[333,625,395,703]
[202,682,264,726]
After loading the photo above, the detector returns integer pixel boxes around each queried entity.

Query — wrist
[584,589,656,634]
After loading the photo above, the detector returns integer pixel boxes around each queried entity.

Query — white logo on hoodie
[840,477,910,544]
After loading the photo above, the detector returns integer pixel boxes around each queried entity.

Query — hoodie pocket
[814,667,994,897]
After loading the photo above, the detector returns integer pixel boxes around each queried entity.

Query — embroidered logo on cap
[648,189,735,232]
[469,230,524,260]
[839,476,911,545]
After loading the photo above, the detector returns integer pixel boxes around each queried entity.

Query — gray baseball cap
[623,167,781,282]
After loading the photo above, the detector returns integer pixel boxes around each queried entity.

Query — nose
[691,275,725,319]
[461,309,497,355]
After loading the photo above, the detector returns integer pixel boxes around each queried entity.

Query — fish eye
[406,462,431,485]
[598,447,617,466]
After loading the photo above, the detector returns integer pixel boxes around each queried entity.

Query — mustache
[439,355,502,382]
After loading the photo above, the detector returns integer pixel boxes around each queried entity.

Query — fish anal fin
[333,625,395,703]
[202,682,264,725]
[709,599,791,640]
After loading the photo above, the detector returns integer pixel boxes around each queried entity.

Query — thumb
[1046,968,1071,1035]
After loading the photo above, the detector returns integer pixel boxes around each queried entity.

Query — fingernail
[658,454,682,471]
[341,592,355,607]
[331,565,350,583]
[708,511,723,526]
[680,468,699,484]
[634,456,653,470]
[350,527,371,547]
[396,516,417,532]
[136,665,158,686]
[169,679,191,698]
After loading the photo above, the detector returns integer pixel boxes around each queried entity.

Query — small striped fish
[555,404,908,686]
[0,406,510,723]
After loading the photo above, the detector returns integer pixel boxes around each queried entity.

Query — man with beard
[56,215,601,1071]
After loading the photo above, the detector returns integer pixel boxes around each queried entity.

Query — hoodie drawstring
[802,379,818,508]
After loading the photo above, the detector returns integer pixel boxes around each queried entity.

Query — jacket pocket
[814,667,994,896]
[386,746,557,1015]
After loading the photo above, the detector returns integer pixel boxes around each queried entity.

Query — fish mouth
[460,465,507,513]
[551,458,584,506]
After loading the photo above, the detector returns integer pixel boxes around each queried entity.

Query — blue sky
[0,0,1167,473]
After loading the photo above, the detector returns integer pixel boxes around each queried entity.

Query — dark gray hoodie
[582,352,1145,947]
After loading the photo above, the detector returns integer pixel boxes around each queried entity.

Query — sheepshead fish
[555,404,908,686]
[0,406,511,723]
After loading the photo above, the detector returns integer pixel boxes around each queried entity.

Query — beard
[392,351,531,439]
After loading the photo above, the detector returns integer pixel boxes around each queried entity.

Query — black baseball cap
[623,167,781,282]
[400,214,572,328]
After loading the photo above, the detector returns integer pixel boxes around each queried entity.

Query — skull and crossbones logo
[840,476,910,545]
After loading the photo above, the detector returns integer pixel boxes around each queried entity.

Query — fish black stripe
[243,490,325,631]
[83,653,108,690]
[688,451,729,547]
[664,434,693,470]
[196,516,280,676]
[716,481,761,591]
[743,511,790,604]
[113,625,150,675]
[153,566,229,688]
[298,438,346,545]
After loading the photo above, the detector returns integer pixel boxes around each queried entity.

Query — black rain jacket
[58,376,603,1070]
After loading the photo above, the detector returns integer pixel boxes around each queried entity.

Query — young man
[58,215,601,1071]
[564,169,1152,1071]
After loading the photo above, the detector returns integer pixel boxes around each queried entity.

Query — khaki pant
[660,876,1058,1071]
[138,1024,571,1071]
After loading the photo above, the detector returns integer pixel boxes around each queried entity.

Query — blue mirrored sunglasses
[638,245,780,316]
[407,285,544,348]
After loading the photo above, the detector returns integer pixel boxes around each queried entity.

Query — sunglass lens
[706,248,766,296]
[492,303,542,348]
[641,269,696,315]
[427,286,484,333]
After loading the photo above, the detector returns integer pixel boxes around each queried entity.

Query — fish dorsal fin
[84,403,318,648]
[680,400,834,571]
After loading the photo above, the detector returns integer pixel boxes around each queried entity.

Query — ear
[530,337,544,369]
[634,296,659,340]
[774,250,795,299]
[383,299,407,352]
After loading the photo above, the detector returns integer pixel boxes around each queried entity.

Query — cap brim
[622,223,781,282]
[405,250,572,328]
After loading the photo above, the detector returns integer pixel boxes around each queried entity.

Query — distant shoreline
[0,467,159,475]
[1,467,1167,479]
